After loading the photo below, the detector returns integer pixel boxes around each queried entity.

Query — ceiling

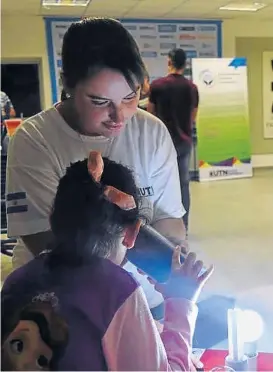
[2,0,273,21]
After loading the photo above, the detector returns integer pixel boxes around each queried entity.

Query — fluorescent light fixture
[42,0,91,6]
[219,2,267,11]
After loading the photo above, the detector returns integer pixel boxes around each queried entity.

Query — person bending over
[2,152,213,371]
[7,17,187,316]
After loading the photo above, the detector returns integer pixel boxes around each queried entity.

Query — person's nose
[109,104,125,124]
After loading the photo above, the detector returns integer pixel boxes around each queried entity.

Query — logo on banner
[179,34,196,40]
[139,25,156,31]
[179,26,195,31]
[158,25,177,33]
[141,51,158,58]
[209,169,243,178]
[124,25,137,31]
[160,35,175,39]
[160,42,177,49]
[201,43,213,49]
[180,44,196,49]
[198,25,216,32]
[143,43,153,49]
[139,35,157,39]
[199,51,216,57]
[186,50,197,58]
[56,25,68,29]
[199,70,215,87]
[209,170,228,177]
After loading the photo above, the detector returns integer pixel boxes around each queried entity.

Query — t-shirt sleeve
[151,122,186,221]
[6,127,60,237]
[102,286,197,371]
[149,81,158,104]
[192,84,199,109]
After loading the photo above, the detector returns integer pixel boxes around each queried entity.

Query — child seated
[1,151,213,371]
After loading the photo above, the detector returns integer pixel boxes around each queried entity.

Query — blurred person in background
[6,18,187,322]
[1,91,16,153]
[148,48,199,233]
[138,71,150,110]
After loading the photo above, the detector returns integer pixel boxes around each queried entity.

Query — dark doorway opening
[1,63,42,118]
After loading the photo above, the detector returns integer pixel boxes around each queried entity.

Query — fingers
[136,267,146,276]
[180,241,189,255]
[182,252,196,273]
[171,246,182,271]
[198,264,214,285]
[192,260,203,277]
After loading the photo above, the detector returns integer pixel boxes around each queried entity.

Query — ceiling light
[219,2,267,11]
[42,0,91,6]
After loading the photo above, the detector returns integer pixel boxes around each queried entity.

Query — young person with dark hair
[148,48,199,232]
[7,18,188,315]
[2,152,213,371]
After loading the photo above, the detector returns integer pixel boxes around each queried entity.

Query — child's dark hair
[62,17,146,90]
[48,157,141,268]
[168,48,187,70]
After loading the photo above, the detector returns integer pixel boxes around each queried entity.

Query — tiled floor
[189,168,273,352]
[189,168,273,298]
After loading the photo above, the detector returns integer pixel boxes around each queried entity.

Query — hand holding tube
[156,248,214,303]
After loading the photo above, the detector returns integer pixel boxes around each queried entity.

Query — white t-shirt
[6,107,185,308]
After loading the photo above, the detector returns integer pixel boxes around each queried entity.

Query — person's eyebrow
[125,88,140,98]
[87,94,110,101]
[87,88,140,101]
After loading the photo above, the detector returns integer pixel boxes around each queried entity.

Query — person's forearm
[152,218,186,246]
[192,107,198,123]
[22,230,54,257]
[161,298,198,371]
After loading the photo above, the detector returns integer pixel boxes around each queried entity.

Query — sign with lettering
[45,18,222,103]
[192,58,252,182]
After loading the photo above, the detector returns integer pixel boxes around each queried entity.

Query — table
[212,285,273,353]
[201,350,273,371]
[197,285,273,370]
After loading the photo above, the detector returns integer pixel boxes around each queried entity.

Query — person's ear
[122,221,141,249]
[60,72,72,98]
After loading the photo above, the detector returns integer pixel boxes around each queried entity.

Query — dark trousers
[175,141,192,231]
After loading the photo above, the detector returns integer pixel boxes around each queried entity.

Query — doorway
[1,62,42,118]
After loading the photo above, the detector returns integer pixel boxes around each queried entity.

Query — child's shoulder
[83,258,140,298]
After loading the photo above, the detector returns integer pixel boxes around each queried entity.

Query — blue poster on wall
[45,18,222,103]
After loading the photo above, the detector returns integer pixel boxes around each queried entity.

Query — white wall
[222,19,273,57]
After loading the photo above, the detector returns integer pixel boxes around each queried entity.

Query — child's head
[48,151,141,267]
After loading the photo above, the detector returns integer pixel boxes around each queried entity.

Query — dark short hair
[62,17,146,90]
[48,157,141,268]
[168,48,187,69]
[60,89,67,102]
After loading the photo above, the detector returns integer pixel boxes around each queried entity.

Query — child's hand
[156,247,214,303]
